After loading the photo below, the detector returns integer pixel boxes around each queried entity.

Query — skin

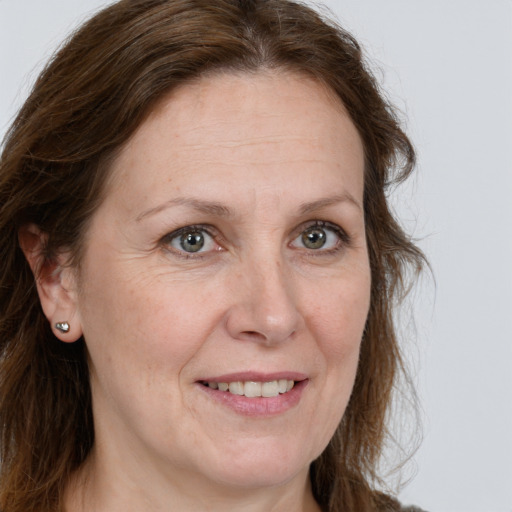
[22,71,370,512]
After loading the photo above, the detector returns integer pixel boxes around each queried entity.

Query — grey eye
[179,231,205,252]
[301,227,327,249]
[291,223,345,252]
[166,227,216,254]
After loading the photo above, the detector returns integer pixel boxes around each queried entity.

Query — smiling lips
[203,379,295,398]
[199,375,307,416]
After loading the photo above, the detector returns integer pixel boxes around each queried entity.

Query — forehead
[146,70,359,151]
[106,70,365,211]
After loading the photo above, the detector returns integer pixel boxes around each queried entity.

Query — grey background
[1,1,511,510]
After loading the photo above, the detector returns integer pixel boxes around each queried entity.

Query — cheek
[305,271,371,351]
[79,273,228,434]
[294,273,370,457]
[304,270,370,400]
[78,262,222,381]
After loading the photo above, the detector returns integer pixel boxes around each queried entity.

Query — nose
[225,257,302,345]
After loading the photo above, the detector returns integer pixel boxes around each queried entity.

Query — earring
[55,322,70,334]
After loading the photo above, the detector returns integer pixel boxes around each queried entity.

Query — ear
[18,224,83,342]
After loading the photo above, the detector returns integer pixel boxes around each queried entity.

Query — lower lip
[197,380,308,417]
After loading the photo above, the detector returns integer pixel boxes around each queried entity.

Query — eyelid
[289,220,351,251]
[159,220,350,260]
[160,224,223,258]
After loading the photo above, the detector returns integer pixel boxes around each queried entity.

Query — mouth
[200,379,296,398]
[197,374,308,416]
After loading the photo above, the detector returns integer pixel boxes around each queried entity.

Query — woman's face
[72,72,370,494]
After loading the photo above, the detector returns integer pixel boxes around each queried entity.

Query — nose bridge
[226,247,301,344]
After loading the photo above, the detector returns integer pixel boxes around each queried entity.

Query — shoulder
[401,506,428,512]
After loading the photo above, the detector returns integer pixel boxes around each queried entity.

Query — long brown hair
[0,1,424,510]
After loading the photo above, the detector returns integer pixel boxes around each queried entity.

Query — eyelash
[160,220,351,259]
[293,220,351,255]
[160,224,221,260]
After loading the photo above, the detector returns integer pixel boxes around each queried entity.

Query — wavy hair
[0,1,424,510]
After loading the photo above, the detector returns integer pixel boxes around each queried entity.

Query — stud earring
[55,322,70,334]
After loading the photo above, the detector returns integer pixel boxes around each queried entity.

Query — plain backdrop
[1,1,511,511]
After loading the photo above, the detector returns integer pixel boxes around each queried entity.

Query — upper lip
[199,371,308,383]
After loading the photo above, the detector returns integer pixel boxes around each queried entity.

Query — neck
[64,449,322,512]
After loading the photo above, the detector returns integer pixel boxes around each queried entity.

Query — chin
[201,437,318,491]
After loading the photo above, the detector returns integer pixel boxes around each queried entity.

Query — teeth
[262,381,279,397]
[228,381,244,395]
[206,379,295,398]
[244,381,262,397]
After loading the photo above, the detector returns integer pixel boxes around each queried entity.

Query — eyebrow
[136,192,362,223]
[135,197,232,222]
[298,193,362,215]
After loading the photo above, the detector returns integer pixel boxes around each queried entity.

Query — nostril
[240,330,266,339]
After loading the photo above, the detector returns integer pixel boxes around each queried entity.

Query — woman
[0,1,425,511]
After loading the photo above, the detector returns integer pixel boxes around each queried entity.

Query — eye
[163,226,219,255]
[291,222,348,252]
[301,226,327,249]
